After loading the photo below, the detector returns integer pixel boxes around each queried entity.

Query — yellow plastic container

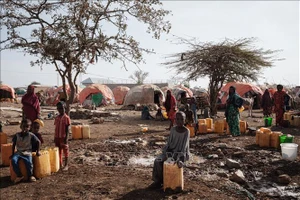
[198,123,207,134]
[198,119,206,125]
[214,120,224,134]
[162,111,168,119]
[239,106,245,113]
[186,124,195,137]
[0,132,8,148]
[1,143,13,166]
[239,121,247,134]
[205,118,213,129]
[258,131,271,147]
[141,127,148,133]
[270,132,282,149]
[10,159,28,181]
[71,125,82,140]
[294,116,300,127]
[82,125,91,139]
[33,150,51,178]
[255,130,262,145]
[163,160,184,191]
[48,147,60,173]
[283,112,291,121]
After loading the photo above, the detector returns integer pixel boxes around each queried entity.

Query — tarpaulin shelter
[161,85,193,101]
[0,84,15,99]
[191,88,209,98]
[112,86,130,105]
[123,84,165,106]
[79,84,114,106]
[45,85,82,105]
[220,82,263,108]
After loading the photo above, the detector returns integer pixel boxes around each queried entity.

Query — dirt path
[0,102,299,199]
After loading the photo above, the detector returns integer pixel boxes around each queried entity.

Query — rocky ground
[0,101,299,200]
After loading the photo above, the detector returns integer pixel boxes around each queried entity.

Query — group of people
[225,84,291,137]
[11,85,71,184]
[11,84,291,188]
[261,84,290,126]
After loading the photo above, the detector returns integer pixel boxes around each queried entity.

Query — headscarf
[227,86,243,108]
[164,90,176,112]
[22,85,40,110]
[21,85,40,122]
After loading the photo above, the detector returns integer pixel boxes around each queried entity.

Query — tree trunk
[66,68,76,116]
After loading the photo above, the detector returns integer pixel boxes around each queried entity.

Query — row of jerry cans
[255,127,282,148]
[1,144,59,181]
[0,129,8,151]
[186,118,247,137]
[284,112,300,127]
[71,125,90,139]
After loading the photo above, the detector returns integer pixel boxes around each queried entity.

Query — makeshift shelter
[15,88,26,96]
[79,84,114,106]
[123,84,165,106]
[112,86,130,105]
[220,82,263,109]
[0,84,15,100]
[174,85,193,97]
[45,85,82,105]
[161,85,193,101]
[191,88,209,98]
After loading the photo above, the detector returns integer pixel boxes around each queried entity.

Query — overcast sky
[1,1,299,88]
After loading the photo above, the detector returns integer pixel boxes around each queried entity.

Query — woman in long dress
[22,85,40,123]
[225,86,243,137]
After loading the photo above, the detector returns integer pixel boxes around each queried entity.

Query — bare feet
[62,165,68,171]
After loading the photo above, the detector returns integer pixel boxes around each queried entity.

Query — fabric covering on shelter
[123,84,165,106]
[112,86,130,105]
[45,85,81,105]
[0,84,15,99]
[220,82,263,105]
[79,84,114,105]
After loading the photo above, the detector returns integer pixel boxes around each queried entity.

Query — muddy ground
[0,102,299,200]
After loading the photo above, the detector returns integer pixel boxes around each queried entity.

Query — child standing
[150,111,190,188]
[54,101,71,170]
[31,121,44,152]
[11,119,41,183]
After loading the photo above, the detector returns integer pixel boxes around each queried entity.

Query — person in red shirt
[273,85,286,126]
[54,101,71,170]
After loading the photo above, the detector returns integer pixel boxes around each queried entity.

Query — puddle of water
[105,139,136,144]
[188,154,206,164]
[248,181,300,199]
[128,156,155,167]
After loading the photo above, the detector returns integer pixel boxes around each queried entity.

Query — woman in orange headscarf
[164,90,177,130]
[22,85,40,123]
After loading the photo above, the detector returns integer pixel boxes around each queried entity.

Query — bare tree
[0,0,171,113]
[129,70,149,84]
[163,37,281,115]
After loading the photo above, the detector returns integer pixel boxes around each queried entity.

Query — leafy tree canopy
[163,36,282,114]
[0,0,171,112]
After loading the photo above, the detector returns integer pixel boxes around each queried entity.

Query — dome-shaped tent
[161,85,193,101]
[45,85,82,105]
[0,84,15,100]
[191,88,209,98]
[112,86,130,105]
[220,82,263,109]
[123,84,165,106]
[79,84,114,106]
